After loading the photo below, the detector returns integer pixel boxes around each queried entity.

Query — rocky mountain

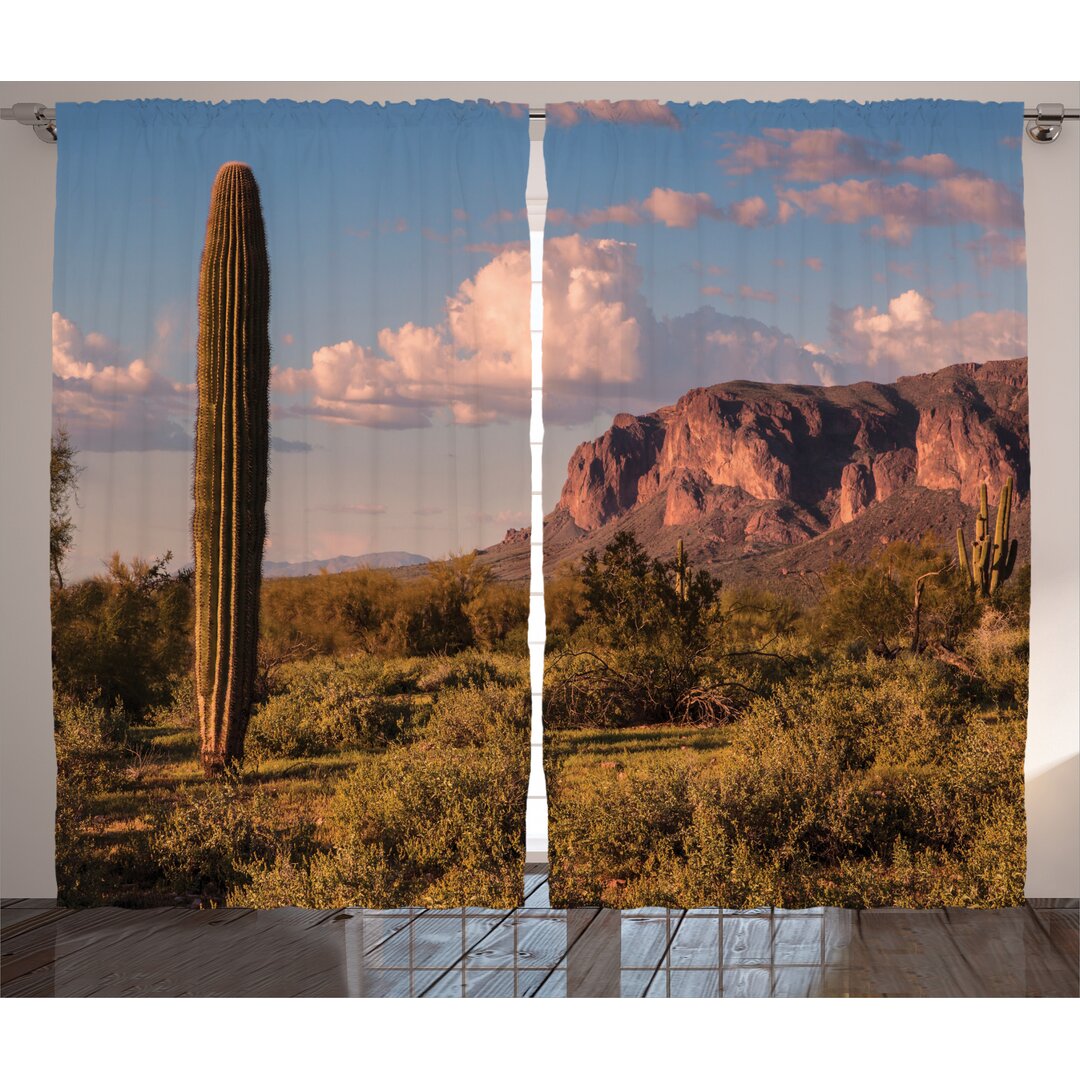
[540,359,1030,588]
[263,551,430,578]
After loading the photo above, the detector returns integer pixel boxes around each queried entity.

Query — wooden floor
[3,867,1077,997]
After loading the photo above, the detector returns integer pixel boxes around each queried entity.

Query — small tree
[547,531,743,728]
[50,427,82,588]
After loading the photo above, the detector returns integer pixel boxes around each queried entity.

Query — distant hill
[263,551,430,578]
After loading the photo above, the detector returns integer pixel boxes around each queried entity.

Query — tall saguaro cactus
[956,477,1017,599]
[193,163,271,775]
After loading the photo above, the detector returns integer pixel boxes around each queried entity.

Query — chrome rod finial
[1027,103,1066,143]
[0,102,57,142]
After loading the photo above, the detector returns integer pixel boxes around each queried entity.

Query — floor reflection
[2,870,1076,997]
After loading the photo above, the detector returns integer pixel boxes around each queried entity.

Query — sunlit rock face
[555,358,1029,545]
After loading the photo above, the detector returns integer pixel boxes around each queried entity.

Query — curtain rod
[4,102,1079,144]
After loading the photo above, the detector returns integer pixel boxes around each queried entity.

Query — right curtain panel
[541,99,1029,909]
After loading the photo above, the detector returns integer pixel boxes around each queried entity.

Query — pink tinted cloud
[546,100,680,128]
[804,256,824,271]
[641,188,716,227]
[555,188,771,231]
[275,248,531,429]
[51,312,195,451]
[738,284,778,302]
[778,176,1023,245]
[967,230,1027,270]
[542,233,645,386]
[828,288,1027,376]
[729,195,769,227]
[718,128,966,184]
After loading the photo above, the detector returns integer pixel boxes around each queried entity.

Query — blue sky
[52,99,532,579]
[52,99,1029,576]
[540,99,1028,496]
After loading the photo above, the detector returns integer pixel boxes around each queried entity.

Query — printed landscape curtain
[51,99,533,908]
[541,100,1029,909]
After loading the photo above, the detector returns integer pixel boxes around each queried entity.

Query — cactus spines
[193,162,271,775]
[675,538,689,602]
[956,477,1017,599]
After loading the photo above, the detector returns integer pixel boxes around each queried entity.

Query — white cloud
[275,248,531,429]
[51,312,195,451]
[540,236,1028,424]
[827,288,1027,377]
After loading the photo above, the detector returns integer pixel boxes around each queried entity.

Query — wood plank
[1,907,75,937]
[566,909,620,997]
[848,910,983,997]
[531,968,567,997]
[424,965,551,998]
[722,914,773,967]
[620,909,679,970]
[462,913,567,970]
[3,908,169,996]
[937,908,1029,997]
[3,895,1077,997]
[721,966,772,997]
[668,913,720,968]
[62,907,349,997]
[772,914,825,966]
[1023,907,1079,996]
[369,912,505,973]
[652,967,720,997]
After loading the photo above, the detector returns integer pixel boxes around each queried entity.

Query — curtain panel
[51,99,533,908]
[541,100,1029,909]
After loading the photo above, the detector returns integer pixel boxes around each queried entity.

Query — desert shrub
[51,552,193,714]
[230,683,530,909]
[148,770,312,900]
[247,656,418,757]
[414,650,524,693]
[422,684,529,748]
[54,695,130,904]
[547,755,695,906]
[260,555,527,659]
[722,586,803,649]
[546,652,1025,909]
[54,693,129,762]
[465,580,529,651]
[544,646,751,730]
[144,672,197,728]
[958,606,1029,707]
[809,537,978,657]
[545,532,758,729]
[544,560,586,648]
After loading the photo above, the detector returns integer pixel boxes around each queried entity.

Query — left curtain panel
[51,99,533,908]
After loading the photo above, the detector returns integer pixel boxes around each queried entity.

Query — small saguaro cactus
[674,538,689,602]
[193,162,271,775]
[956,477,1017,599]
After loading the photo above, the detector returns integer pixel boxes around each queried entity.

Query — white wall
[2,81,1076,898]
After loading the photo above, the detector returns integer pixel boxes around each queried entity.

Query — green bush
[546,653,1025,909]
[54,695,130,904]
[148,770,312,900]
[51,552,193,714]
[247,656,418,757]
[231,683,530,909]
[958,606,1029,707]
[259,555,528,659]
[809,537,977,657]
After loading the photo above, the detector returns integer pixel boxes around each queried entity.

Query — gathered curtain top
[56,98,529,130]
[543,97,1023,136]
